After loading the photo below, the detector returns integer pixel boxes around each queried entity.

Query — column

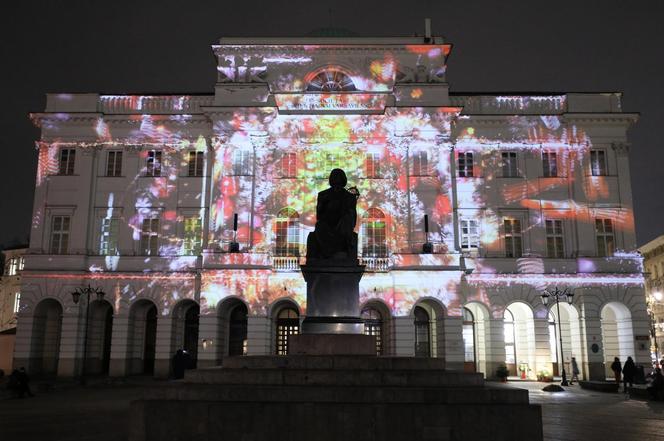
[153,316,173,379]
[580,314,605,380]
[197,314,219,368]
[533,317,552,379]
[108,315,130,376]
[57,312,80,377]
[484,318,507,380]
[443,316,464,370]
[12,314,34,372]
[393,316,415,356]
[246,316,270,356]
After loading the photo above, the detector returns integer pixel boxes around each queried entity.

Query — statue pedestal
[300,262,365,334]
[289,334,376,355]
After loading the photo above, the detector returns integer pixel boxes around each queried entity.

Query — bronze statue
[306,169,360,261]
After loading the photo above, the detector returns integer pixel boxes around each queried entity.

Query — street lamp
[541,286,575,386]
[71,284,105,385]
[646,291,662,366]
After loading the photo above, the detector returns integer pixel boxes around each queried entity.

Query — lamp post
[541,286,575,386]
[71,284,105,385]
[646,290,662,367]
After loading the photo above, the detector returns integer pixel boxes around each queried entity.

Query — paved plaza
[0,378,663,441]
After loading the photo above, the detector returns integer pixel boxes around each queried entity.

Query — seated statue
[306,169,360,262]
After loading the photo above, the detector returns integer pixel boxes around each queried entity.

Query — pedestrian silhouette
[622,356,636,393]
[610,357,622,389]
[570,357,580,384]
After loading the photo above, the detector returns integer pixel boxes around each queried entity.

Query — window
[545,219,564,258]
[13,293,20,314]
[188,151,204,177]
[504,218,522,258]
[501,152,518,177]
[462,308,475,364]
[414,306,431,357]
[411,151,429,176]
[58,149,76,175]
[183,216,203,255]
[50,215,71,254]
[542,152,557,177]
[278,152,297,178]
[460,219,480,250]
[362,307,383,355]
[504,309,516,366]
[458,152,474,177]
[232,150,252,176]
[106,151,123,177]
[590,150,607,176]
[365,153,381,178]
[276,308,299,355]
[146,150,162,177]
[99,218,119,255]
[275,208,299,257]
[595,218,615,257]
[306,70,357,92]
[6,257,21,276]
[361,208,387,258]
[140,217,160,256]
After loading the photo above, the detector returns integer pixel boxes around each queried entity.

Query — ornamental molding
[611,142,631,155]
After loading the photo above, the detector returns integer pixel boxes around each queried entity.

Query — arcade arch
[127,299,157,375]
[600,302,635,378]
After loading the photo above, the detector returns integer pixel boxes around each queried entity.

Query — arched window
[414,306,431,357]
[361,307,383,355]
[504,308,516,375]
[306,70,357,92]
[228,303,248,356]
[276,307,299,355]
[361,208,387,257]
[462,308,476,372]
[275,208,300,257]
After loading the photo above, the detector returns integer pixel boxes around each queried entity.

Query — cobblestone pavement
[500,381,664,441]
[0,378,663,440]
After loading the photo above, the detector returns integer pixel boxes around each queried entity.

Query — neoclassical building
[639,235,664,364]
[15,34,649,380]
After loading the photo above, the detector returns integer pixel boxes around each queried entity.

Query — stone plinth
[129,356,543,441]
[300,263,365,334]
[288,334,376,355]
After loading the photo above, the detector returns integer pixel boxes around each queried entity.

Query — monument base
[289,333,376,355]
[129,356,543,441]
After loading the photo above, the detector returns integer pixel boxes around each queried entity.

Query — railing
[272,256,301,272]
[360,256,390,272]
[99,95,214,114]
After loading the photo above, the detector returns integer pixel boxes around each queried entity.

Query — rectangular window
[7,258,18,276]
[279,152,297,178]
[458,152,474,177]
[58,149,76,175]
[504,218,522,258]
[50,215,71,254]
[595,218,615,257]
[232,150,252,176]
[106,150,123,177]
[411,151,429,176]
[501,152,518,177]
[183,216,203,255]
[140,218,160,256]
[590,150,607,176]
[460,219,480,250]
[146,150,162,177]
[188,151,204,177]
[542,152,557,177]
[99,218,119,255]
[13,293,20,314]
[365,153,381,178]
[545,219,564,258]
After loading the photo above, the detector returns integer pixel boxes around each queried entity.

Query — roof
[638,235,664,254]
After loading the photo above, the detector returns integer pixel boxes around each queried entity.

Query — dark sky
[1,0,662,248]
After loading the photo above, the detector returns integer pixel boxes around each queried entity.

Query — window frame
[13,293,21,314]
[50,215,71,254]
[99,217,120,256]
[183,215,203,255]
[501,151,519,178]
[106,150,123,177]
[457,151,474,178]
[58,148,76,175]
[411,151,429,177]
[542,151,558,178]
[545,219,564,258]
[459,218,480,251]
[232,150,253,176]
[504,218,523,258]
[595,218,615,257]
[187,151,204,177]
[365,152,381,179]
[275,208,300,257]
[590,149,607,176]
[145,150,162,177]
[139,217,160,256]
[278,152,297,178]
[361,208,388,258]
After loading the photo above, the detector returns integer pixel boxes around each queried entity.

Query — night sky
[1,0,661,249]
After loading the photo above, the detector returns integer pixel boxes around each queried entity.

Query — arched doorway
[228,303,248,356]
[414,306,431,357]
[504,302,536,377]
[29,299,63,375]
[462,307,476,372]
[127,300,157,375]
[275,306,299,355]
[601,302,635,379]
[361,304,387,355]
[172,300,200,369]
[85,300,113,375]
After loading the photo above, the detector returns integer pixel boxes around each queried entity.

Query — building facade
[639,235,664,364]
[0,247,25,372]
[15,35,649,380]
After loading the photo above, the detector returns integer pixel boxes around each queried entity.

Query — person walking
[570,357,580,385]
[611,357,622,389]
[622,356,636,393]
